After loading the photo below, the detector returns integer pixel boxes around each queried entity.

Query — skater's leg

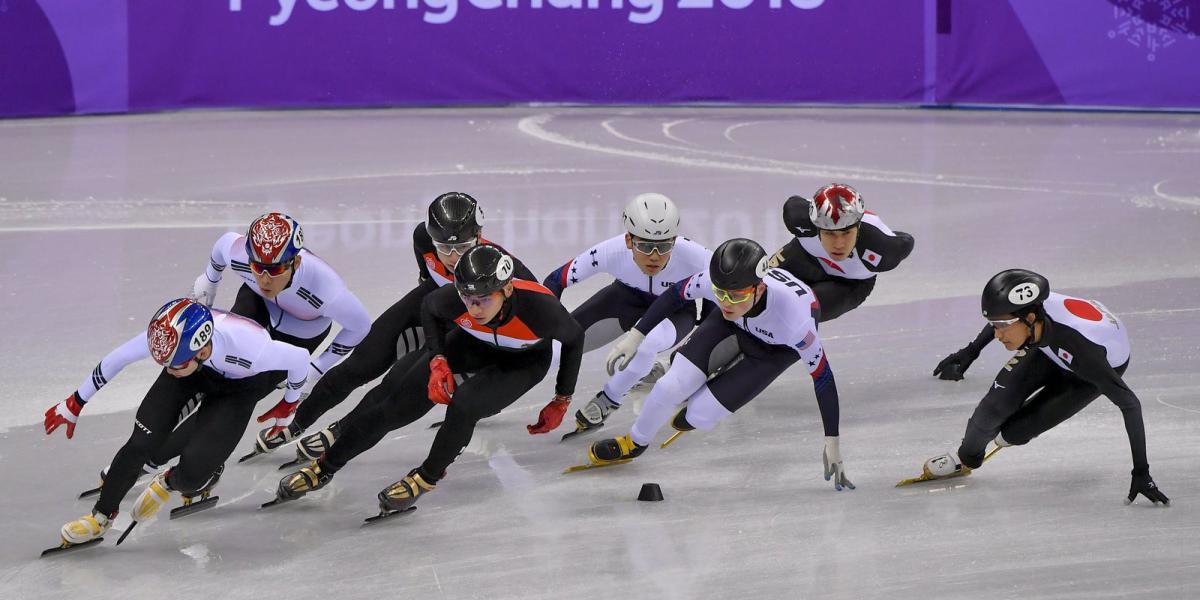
[809,278,875,323]
[956,349,1055,468]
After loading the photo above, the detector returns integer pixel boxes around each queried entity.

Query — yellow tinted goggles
[711,284,755,304]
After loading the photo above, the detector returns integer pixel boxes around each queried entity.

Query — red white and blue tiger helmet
[147,298,215,367]
[246,212,304,265]
[808,184,865,231]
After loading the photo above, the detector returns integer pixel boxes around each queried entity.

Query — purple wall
[2,0,1198,117]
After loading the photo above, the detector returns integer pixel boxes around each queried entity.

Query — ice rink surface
[1,107,1198,599]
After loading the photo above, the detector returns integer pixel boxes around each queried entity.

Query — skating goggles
[434,238,478,256]
[987,316,1022,330]
[631,237,676,256]
[711,284,756,304]
[458,290,502,308]
[250,259,294,278]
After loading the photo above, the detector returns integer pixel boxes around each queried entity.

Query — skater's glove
[257,399,298,438]
[45,393,85,439]
[191,274,219,307]
[822,436,855,491]
[527,395,571,434]
[605,330,646,375]
[933,347,977,381]
[1126,466,1170,506]
[428,355,456,405]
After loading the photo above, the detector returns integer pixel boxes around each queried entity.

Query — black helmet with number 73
[981,269,1050,319]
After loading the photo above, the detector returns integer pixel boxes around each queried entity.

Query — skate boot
[60,511,113,545]
[259,422,304,453]
[660,407,695,449]
[132,471,174,522]
[638,356,670,387]
[378,468,436,514]
[588,434,647,466]
[562,391,619,440]
[296,421,340,461]
[181,464,223,506]
[277,461,333,501]
[896,452,972,487]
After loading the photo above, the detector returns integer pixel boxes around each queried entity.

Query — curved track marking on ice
[521,115,1116,196]
[662,119,697,146]
[1152,179,1200,208]
[723,121,764,144]
[1155,395,1200,414]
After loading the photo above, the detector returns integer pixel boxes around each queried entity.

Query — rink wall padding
[3,0,1199,117]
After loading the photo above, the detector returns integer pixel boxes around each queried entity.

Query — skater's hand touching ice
[528,395,570,434]
[1126,467,1169,506]
[822,437,855,491]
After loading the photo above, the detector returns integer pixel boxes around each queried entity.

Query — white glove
[605,329,646,375]
[822,436,855,491]
[192,274,219,307]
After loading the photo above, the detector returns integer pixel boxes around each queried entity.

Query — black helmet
[454,244,514,296]
[981,269,1050,319]
[427,192,484,244]
[709,238,768,290]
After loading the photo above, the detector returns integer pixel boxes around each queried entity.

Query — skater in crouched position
[44,298,310,549]
[543,193,711,437]
[911,270,1170,505]
[583,239,854,491]
[243,193,535,464]
[272,244,584,516]
[769,183,913,322]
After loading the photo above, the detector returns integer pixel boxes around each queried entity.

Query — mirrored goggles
[250,259,293,278]
[435,238,478,256]
[711,284,756,304]
[987,316,1022,329]
[631,238,676,256]
[458,290,502,308]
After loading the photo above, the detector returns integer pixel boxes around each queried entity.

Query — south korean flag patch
[863,249,883,268]
[1056,348,1073,365]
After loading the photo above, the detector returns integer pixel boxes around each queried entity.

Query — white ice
[1,107,1198,599]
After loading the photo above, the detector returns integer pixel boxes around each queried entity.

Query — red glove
[45,393,85,439]
[428,355,456,405]
[256,399,298,438]
[527,395,571,434]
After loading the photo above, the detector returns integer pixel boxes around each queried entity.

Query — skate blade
[563,459,633,474]
[560,423,602,442]
[237,449,264,463]
[259,495,302,509]
[895,468,971,488]
[660,431,686,449]
[114,522,138,546]
[169,496,219,520]
[428,420,444,430]
[362,506,417,525]
[40,537,104,558]
[277,458,307,471]
[77,485,103,500]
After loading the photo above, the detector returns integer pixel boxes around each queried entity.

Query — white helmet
[808,184,865,231]
[622,193,680,241]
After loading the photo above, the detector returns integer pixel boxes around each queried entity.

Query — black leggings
[148,284,328,465]
[95,368,265,516]
[809,277,875,323]
[322,331,552,481]
[676,312,800,413]
[957,349,1129,468]
[293,284,429,430]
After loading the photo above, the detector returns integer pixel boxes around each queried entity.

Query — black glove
[1126,467,1170,506]
[933,347,977,381]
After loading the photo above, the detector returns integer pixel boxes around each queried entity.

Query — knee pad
[681,386,732,432]
[648,356,706,404]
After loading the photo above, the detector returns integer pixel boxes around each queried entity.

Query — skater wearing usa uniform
[44,299,312,551]
[768,184,914,322]
[905,269,1170,506]
[542,193,711,438]
[270,244,584,518]
[581,239,854,492]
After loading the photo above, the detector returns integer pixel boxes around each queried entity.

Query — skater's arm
[542,240,613,298]
[309,288,373,374]
[1072,347,1148,470]
[419,286,459,357]
[511,255,538,285]
[75,333,152,403]
[794,327,839,437]
[548,304,585,397]
[412,224,433,285]
[254,340,313,404]
[634,272,707,336]
[204,232,240,284]
[857,219,914,273]
[782,195,818,238]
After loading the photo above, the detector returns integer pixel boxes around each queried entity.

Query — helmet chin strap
[1017,306,1045,349]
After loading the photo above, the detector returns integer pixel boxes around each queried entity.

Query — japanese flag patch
[863,249,883,267]
[1057,348,1073,365]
